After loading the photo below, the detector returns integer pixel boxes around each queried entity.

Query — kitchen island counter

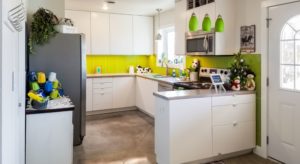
[153,89,255,100]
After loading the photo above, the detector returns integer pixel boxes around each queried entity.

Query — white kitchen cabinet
[113,77,136,108]
[212,94,256,155]
[86,79,93,112]
[92,78,113,111]
[91,12,110,54]
[136,77,158,117]
[154,93,256,163]
[110,14,133,55]
[26,111,73,164]
[65,10,91,54]
[175,0,186,55]
[155,97,213,164]
[215,0,238,55]
[133,16,153,55]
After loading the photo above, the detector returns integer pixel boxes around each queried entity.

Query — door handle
[203,36,209,53]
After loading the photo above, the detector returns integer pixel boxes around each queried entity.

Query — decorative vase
[189,12,199,32]
[215,15,224,32]
[190,72,199,82]
[202,14,211,32]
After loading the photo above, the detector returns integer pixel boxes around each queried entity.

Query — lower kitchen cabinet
[155,93,256,164]
[113,77,136,108]
[136,77,158,117]
[86,76,136,112]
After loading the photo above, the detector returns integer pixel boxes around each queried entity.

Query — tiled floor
[73,110,276,164]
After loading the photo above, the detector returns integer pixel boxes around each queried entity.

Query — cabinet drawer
[212,103,255,125]
[93,82,113,89]
[92,92,113,110]
[212,94,255,106]
[93,78,113,83]
[93,87,113,94]
[213,121,255,155]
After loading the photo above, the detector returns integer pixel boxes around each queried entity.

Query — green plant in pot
[29,8,59,54]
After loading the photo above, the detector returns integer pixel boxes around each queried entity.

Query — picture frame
[240,25,256,53]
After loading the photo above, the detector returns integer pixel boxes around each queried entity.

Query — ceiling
[65,0,175,16]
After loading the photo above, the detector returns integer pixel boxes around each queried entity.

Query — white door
[268,2,300,163]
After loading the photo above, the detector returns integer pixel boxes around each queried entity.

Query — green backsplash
[86,54,262,146]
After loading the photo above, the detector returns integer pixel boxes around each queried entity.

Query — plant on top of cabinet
[29,8,59,54]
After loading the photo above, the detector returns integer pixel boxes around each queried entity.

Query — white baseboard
[254,145,267,158]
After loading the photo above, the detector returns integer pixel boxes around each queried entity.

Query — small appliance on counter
[174,67,230,90]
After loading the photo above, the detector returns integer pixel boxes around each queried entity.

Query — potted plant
[28,8,59,54]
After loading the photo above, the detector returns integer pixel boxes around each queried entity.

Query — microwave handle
[203,35,209,52]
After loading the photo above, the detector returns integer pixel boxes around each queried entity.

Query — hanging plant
[28,8,59,54]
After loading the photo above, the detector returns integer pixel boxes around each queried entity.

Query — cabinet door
[113,77,136,108]
[135,77,145,110]
[91,12,110,54]
[215,0,237,55]
[65,10,91,54]
[170,98,212,163]
[86,79,93,112]
[145,79,158,116]
[133,16,153,55]
[92,90,113,110]
[175,0,186,55]
[213,121,255,155]
[110,14,133,55]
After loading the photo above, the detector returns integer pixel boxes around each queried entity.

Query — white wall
[27,0,65,23]
[235,0,263,54]
[154,9,175,54]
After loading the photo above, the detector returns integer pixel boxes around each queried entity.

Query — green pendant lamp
[215,15,224,32]
[189,12,199,32]
[202,14,211,32]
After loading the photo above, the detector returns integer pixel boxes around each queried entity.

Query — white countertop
[153,89,255,100]
[87,73,190,84]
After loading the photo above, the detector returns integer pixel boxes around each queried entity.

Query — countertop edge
[153,90,256,100]
[26,106,75,115]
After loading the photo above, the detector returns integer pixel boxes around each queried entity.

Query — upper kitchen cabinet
[91,12,110,55]
[175,0,186,55]
[133,16,154,55]
[214,0,238,55]
[110,14,133,55]
[65,10,91,54]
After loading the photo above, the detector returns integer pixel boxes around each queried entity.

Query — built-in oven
[186,30,215,55]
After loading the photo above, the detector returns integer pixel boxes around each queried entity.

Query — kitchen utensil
[50,90,60,99]
[28,71,37,82]
[37,72,46,84]
[48,72,57,82]
[44,81,53,93]
[31,82,40,91]
[52,80,61,89]
[28,91,44,102]
[31,99,48,110]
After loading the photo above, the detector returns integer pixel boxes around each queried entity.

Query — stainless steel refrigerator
[28,33,86,146]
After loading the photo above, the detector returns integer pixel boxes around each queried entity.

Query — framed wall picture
[240,25,256,53]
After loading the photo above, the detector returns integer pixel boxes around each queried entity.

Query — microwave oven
[186,30,215,55]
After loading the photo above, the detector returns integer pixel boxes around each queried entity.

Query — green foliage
[29,8,59,54]
[229,51,254,87]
